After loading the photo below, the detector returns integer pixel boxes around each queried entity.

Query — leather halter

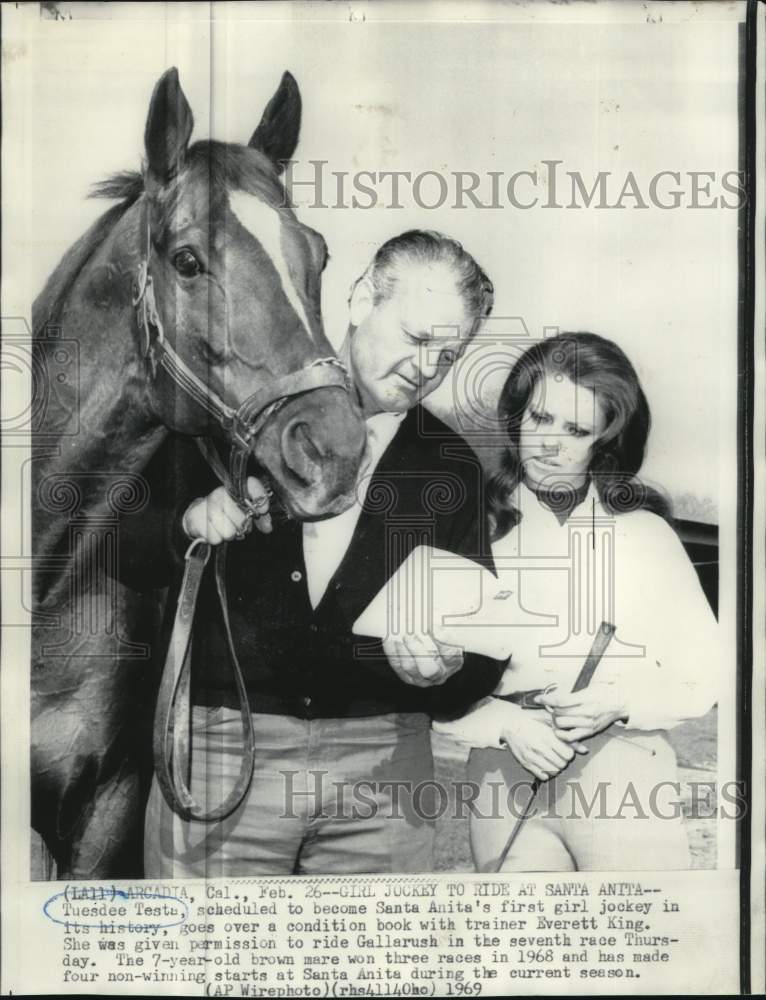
[134,195,355,822]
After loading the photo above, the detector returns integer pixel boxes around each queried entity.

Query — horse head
[132,68,366,518]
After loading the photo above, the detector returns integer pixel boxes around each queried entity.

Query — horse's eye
[173,248,202,278]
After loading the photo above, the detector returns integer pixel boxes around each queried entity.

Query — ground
[433,708,718,871]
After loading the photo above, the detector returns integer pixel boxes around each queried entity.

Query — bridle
[133,195,355,823]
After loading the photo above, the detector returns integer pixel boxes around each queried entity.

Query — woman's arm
[612,513,720,730]
[541,512,720,738]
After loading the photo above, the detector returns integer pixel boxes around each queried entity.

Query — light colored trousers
[145,707,435,877]
[467,728,692,872]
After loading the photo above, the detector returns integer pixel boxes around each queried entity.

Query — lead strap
[152,539,257,822]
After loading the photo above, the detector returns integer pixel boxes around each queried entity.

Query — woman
[434,332,719,872]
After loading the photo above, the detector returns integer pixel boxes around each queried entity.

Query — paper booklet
[352,545,517,661]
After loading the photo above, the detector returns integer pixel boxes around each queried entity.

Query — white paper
[353,544,520,659]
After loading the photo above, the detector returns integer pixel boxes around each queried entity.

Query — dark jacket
[119,405,505,720]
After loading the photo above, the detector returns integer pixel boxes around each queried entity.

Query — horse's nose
[283,420,326,476]
[253,387,366,519]
[280,402,364,488]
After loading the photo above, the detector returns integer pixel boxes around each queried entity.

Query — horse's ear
[248,71,301,173]
[144,67,194,183]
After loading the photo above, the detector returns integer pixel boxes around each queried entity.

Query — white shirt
[435,481,720,742]
[302,410,406,610]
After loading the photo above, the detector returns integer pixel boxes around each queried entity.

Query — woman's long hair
[488,332,672,541]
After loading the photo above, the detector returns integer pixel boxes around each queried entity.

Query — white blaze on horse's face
[228,191,315,343]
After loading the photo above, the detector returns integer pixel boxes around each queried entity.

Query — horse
[31,67,366,878]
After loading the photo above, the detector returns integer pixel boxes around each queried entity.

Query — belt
[194,690,428,721]
[495,687,553,710]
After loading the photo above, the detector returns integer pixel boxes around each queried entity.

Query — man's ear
[349,276,375,328]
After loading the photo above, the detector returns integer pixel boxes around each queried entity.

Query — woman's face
[517,371,607,492]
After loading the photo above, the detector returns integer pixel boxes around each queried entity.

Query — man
[122,229,504,876]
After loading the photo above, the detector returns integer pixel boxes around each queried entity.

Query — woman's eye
[441,350,457,366]
[173,248,203,278]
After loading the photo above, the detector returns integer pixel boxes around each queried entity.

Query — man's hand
[382,632,464,687]
[537,682,628,742]
[182,476,272,544]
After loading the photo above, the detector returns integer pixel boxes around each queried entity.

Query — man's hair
[358,229,494,327]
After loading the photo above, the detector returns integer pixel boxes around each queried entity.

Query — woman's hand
[537,683,628,742]
[498,704,588,782]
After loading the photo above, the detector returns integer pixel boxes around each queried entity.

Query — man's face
[348,262,474,415]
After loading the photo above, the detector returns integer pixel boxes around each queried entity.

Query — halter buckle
[134,258,165,378]
[132,260,148,307]
[144,275,164,345]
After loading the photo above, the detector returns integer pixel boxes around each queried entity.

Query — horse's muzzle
[253,386,366,520]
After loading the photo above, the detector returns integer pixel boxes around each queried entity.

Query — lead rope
[152,538,257,823]
[151,436,274,822]
[151,437,255,823]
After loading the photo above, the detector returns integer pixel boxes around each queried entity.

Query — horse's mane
[34,141,288,337]
[33,193,140,337]
[90,171,145,202]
